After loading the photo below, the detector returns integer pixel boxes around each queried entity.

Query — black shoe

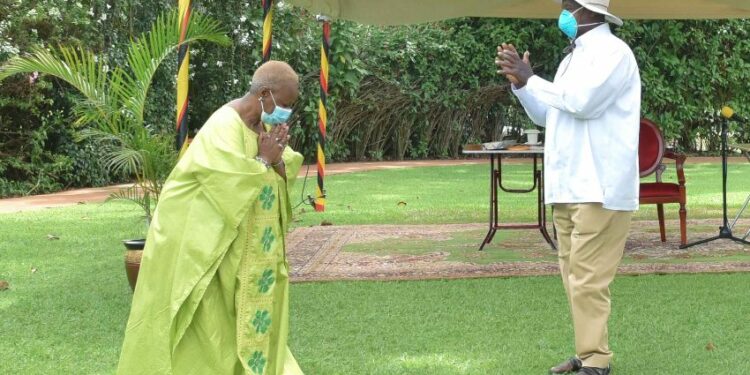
[576,366,611,375]
[549,357,582,374]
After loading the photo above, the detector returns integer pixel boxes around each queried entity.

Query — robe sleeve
[188,117,275,229]
[281,146,304,188]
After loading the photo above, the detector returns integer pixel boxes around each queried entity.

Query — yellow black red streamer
[262,0,274,62]
[176,0,192,155]
[315,20,331,212]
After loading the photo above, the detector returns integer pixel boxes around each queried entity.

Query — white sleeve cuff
[523,75,545,92]
[511,75,543,97]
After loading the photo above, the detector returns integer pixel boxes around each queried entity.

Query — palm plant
[0,10,230,226]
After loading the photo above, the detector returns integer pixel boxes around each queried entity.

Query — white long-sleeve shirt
[513,24,641,211]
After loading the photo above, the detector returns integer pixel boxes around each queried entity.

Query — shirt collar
[574,23,612,48]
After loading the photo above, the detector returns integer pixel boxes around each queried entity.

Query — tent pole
[176,0,192,154]
[314,15,331,212]
[262,0,274,62]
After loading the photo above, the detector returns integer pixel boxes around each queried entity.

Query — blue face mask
[558,7,583,40]
[259,91,292,125]
[558,7,605,40]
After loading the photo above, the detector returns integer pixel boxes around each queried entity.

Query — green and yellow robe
[117,106,304,375]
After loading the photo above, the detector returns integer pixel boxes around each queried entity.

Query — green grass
[1,162,749,374]
[292,275,750,374]
[0,204,138,374]
[290,162,750,227]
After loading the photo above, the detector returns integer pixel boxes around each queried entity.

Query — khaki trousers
[553,203,632,368]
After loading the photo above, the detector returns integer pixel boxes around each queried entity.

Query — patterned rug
[286,219,750,282]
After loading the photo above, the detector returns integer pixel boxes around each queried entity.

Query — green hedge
[2,1,749,197]
[0,0,173,197]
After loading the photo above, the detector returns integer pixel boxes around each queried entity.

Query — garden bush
[1,1,748,197]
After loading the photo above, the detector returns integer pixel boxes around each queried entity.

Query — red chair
[639,119,688,245]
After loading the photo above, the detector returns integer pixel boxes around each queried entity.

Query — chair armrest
[663,149,687,185]
[655,163,667,182]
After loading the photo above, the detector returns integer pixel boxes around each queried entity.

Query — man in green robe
[117,61,304,375]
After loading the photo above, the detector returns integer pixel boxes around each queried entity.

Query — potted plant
[0,10,229,290]
[108,129,175,290]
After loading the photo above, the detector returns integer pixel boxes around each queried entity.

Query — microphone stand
[681,117,750,248]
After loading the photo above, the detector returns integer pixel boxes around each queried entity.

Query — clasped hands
[257,124,290,168]
[495,43,533,88]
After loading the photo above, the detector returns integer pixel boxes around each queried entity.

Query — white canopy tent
[278,0,749,212]
[285,0,750,25]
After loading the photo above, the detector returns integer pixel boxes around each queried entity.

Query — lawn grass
[291,275,750,374]
[1,162,749,374]
[0,204,137,374]
[290,162,750,228]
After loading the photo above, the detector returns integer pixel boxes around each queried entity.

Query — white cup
[525,129,540,144]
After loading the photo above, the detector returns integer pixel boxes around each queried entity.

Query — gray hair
[248,77,273,94]
[248,60,299,95]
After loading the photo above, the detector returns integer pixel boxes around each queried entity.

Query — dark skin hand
[258,124,290,180]
[495,43,533,88]
[258,124,289,165]
[495,1,603,88]
[229,83,297,180]
[256,85,297,180]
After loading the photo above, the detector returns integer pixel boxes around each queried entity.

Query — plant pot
[525,129,541,144]
[123,239,146,291]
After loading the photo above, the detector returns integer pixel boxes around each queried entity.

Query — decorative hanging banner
[262,0,274,62]
[176,0,192,154]
[315,15,331,212]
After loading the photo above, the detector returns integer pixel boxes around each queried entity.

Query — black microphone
[721,106,748,123]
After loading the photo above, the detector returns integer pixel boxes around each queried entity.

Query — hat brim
[553,0,624,26]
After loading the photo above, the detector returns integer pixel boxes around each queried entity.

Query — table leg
[535,156,556,250]
[479,152,556,250]
[491,155,501,242]
[551,206,557,241]
[480,155,498,250]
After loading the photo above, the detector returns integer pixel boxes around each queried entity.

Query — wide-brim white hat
[554,0,624,26]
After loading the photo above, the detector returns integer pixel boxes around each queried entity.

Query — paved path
[0,157,739,214]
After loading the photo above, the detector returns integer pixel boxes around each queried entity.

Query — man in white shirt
[496,1,640,374]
